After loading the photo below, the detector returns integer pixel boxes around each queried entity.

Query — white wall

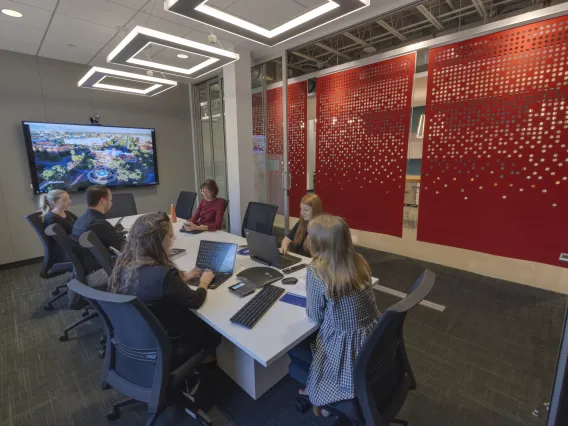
[0,50,195,264]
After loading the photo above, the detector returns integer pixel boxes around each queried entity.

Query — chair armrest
[168,350,207,390]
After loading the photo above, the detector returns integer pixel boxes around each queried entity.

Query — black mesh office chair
[175,191,197,220]
[241,202,278,238]
[291,270,436,426]
[45,224,100,342]
[67,279,212,426]
[107,193,137,219]
[79,231,115,277]
[25,212,73,309]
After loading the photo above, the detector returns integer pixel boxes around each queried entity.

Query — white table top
[108,215,318,367]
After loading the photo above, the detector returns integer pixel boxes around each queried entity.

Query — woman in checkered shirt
[289,214,380,409]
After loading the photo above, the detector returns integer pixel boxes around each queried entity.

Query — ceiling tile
[0,33,40,55]
[11,0,58,11]
[152,3,203,29]
[206,0,240,9]
[226,0,307,30]
[107,0,148,9]
[145,14,193,37]
[293,0,328,8]
[49,14,118,44]
[39,31,103,64]
[0,19,44,45]
[57,0,136,28]
[0,0,52,30]
[183,29,236,50]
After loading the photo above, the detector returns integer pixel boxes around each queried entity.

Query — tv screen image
[22,122,159,194]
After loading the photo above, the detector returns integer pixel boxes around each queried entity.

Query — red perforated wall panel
[252,92,263,136]
[266,82,307,214]
[418,16,568,267]
[316,54,416,236]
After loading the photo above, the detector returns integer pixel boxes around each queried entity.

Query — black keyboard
[230,284,285,329]
[279,254,302,269]
[282,263,308,275]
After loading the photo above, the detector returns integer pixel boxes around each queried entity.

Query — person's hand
[183,221,201,232]
[183,268,202,281]
[279,246,288,255]
[199,269,215,289]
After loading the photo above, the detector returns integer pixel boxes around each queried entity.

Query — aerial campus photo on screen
[27,123,157,192]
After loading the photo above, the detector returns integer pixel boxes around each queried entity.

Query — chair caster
[81,311,89,318]
[44,305,54,311]
[51,289,60,296]
[98,349,106,358]
[59,334,69,342]
[295,397,311,413]
[106,409,120,421]
[100,335,106,345]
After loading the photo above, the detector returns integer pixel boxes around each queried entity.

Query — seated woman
[280,193,323,257]
[288,214,380,411]
[40,189,77,262]
[183,179,225,232]
[108,212,221,368]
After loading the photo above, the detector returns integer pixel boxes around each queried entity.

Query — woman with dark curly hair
[108,211,220,367]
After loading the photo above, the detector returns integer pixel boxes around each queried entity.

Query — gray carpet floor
[0,244,565,426]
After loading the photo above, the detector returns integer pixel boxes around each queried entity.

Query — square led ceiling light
[107,26,240,78]
[78,67,178,96]
[164,0,370,46]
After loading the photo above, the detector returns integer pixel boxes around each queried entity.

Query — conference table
[108,214,318,400]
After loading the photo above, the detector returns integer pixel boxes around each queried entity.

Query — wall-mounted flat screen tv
[22,121,159,194]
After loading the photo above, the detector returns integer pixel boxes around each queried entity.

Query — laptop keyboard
[209,273,231,289]
[279,254,302,269]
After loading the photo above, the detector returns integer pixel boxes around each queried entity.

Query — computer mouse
[281,277,298,285]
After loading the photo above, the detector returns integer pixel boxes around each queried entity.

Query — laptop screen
[196,241,237,274]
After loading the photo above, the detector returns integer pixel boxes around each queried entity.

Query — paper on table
[287,276,307,298]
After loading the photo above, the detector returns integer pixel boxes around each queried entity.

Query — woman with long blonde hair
[288,214,380,409]
[280,193,323,257]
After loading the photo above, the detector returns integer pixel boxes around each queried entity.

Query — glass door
[193,77,229,226]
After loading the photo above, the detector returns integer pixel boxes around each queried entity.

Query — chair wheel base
[295,397,311,413]
[106,410,119,421]
[51,289,60,296]
[59,334,69,342]
[44,305,54,311]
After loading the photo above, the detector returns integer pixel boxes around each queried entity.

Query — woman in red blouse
[183,179,225,232]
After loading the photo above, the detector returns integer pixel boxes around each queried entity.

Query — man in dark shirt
[72,185,126,271]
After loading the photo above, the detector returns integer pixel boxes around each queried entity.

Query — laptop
[192,240,238,289]
[245,229,302,269]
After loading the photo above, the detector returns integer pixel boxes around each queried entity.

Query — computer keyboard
[282,263,308,275]
[230,284,285,329]
[279,254,302,269]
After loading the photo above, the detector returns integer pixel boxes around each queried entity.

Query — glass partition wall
[193,77,229,228]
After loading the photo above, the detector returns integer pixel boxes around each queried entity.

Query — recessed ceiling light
[363,46,377,53]
[177,53,189,59]
[164,0,370,46]
[1,9,23,18]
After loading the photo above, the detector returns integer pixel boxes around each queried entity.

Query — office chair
[67,279,212,426]
[45,224,100,342]
[79,231,115,277]
[106,193,137,219]
[291,270,436,426]
[175,191,198,220]
[241,202,278,238]
[25,212,73,309]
